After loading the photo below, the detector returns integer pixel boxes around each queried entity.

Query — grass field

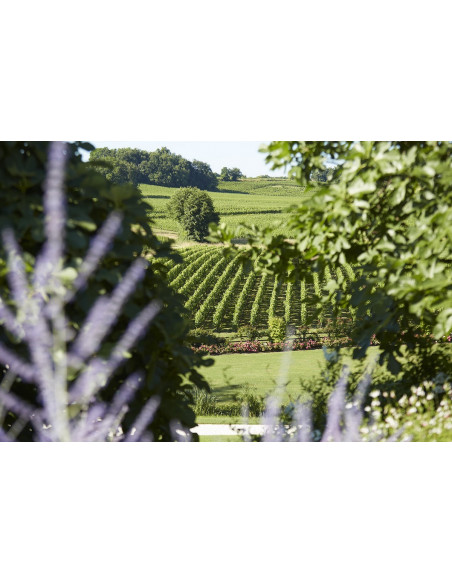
[140,178,314,238]
[198,347,381,404]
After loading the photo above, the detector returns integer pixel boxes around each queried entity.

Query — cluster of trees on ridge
[89,146,246,191]
[219,166,245,181]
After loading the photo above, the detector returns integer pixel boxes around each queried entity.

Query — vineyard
[158,246,356,332]
[140,178,314,238]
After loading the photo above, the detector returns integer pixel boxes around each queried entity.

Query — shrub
[268,316,287,342]
[232,386,265,417]
[237,324,260,341]
[186,328,226,347]
[189,387,218,416]
[167,187,220,242]
[322,318,353,340]
[0,142,211,441]
[296,326,320,343]
[362,378,452,441]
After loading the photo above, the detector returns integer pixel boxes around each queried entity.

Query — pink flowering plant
[191,335,381,356]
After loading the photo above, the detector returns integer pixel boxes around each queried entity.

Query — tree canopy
[89,146,218,190]
[220,167,245,181]
[167,187,220,242]
[211,141,452,381]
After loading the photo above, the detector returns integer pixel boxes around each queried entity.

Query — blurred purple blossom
[66,211,123,301]
[321,366,349,442]
[258,365,375,442]
[0,141,162,442]
[70,257,149,363]
[33,141,68,295]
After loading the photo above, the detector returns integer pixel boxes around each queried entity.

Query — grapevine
[194,254,244,326]
[250,272,269,327]
[232,264,256,328]
[212,261,247,329]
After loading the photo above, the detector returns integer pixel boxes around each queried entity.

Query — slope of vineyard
[141,178,315,238]
[157,246,356,332]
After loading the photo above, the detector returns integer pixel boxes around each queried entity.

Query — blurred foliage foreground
[0,141,212,441]
[210,141,452,438]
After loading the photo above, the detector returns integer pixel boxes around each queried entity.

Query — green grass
[140,178,314,237]
[198,347,381,404]
[198,435,242,442]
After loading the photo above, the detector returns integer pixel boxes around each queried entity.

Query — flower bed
[191,338,336,355]
[190,332,451,356]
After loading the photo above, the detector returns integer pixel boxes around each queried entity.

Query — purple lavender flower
[33,141,68,295]
[0,344,36,383]
[0,141,162,442]
[69,257,148,363]
[321,366,349,442]
[66,211,123,302]
[124,396,161,442]
[2,229,29,308]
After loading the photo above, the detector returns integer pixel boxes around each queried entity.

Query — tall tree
[167,187,220,242]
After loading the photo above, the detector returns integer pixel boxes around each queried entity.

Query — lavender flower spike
[125,396,161,442]
[0,142,176,441]
[0,295,24,339]
[2,229,29,308]
[104,300,162,376]
[0,343,35,383]
[343,372,372,442]
[33,141,68,293]
[66,211,123,302]
[42,141,67,256]
[321,365,350,442]
[69,300,161,403]
[292,401,312,442]
[70,257,148,362]
[71,372,144,442]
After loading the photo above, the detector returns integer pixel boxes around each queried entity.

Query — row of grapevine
[166,247,209,280]
[284,280,295,323]
[212,261,247,329]
[194,254,244,326]
[339,263,357,321]
[250,273,269,326]
[343,262,356,282]
[185,256,229,311]
[312,272,323,325]
[323,265,332,283]
[268,276,280,325]
[177,250,223,296]
[232,264,256,328]
[323,265,334,321]
[160,245,359,331]
[300,279,307,325]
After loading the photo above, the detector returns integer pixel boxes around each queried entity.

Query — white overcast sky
[81,141,286,178]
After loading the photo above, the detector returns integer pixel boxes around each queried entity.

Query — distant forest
[89,147,243,191]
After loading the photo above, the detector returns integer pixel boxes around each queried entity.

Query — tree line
[89,146,245,190]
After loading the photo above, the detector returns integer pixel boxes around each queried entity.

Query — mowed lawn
[198,347,381,404]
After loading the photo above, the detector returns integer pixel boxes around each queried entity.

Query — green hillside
[141,178,315,238]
